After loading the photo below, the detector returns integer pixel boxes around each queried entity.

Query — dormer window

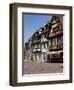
[39,31,41,34]
[51,16,57,24]
[34,33,37,37]
[44,26,46,30]
[39,29,42,34]
[35,32,38,37]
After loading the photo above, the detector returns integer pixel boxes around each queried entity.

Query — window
[42,43,47,49]
[38,44,40,48]
[60,36,63,44]
[34,44,41,49]
[57,36,63,44]
[49,39,52,46]
[35,44,37,48]
[45,43,48,49]
[52,38,57,45]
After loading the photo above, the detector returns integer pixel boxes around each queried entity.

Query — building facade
[25,16,63,63]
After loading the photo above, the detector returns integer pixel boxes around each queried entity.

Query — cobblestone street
[24,61,63,74]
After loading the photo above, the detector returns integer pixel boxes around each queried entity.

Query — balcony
[49,44,63,50]
[49,30,63,38]
[33,39,41,44]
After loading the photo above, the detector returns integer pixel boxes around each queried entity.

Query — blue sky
[23,14,52,43]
